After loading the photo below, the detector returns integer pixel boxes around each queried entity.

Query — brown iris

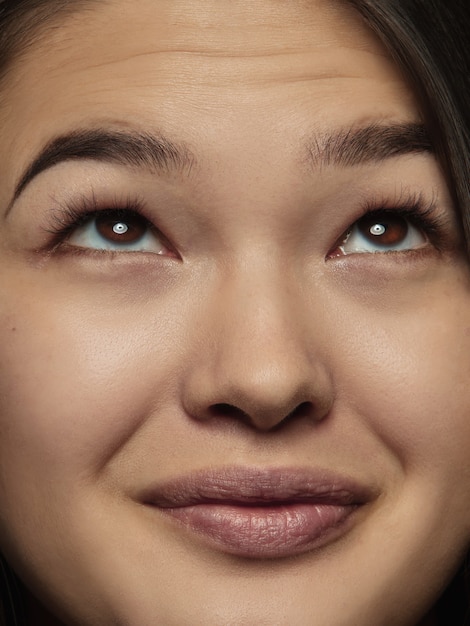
[356,212,408,247]
[95,212,148,244]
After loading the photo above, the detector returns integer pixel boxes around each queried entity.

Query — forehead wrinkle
[14,0,390,74]
[39,49,400,94]
[1,3,402,98]
[47,46,388,71]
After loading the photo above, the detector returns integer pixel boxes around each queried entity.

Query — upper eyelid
[52,208,178,257]
[353,192,446,231]
[326,196,454,259]
[48,190,445,232]
[33,177,453,258]
[45,196,162,245]
[6,121,433,218]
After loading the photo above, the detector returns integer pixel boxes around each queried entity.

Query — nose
[182,268,334,432]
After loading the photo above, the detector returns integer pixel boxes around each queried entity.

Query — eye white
[338,214,427,255]
[67,212,169,254]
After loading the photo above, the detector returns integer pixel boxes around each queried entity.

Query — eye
[66,209,171,254]
[329,211,428,257]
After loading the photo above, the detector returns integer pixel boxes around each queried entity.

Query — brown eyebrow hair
[306,122,433,168]
[8,122,433,215]
[8,128,196,215]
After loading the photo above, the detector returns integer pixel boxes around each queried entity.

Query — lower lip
[159,502,358,558]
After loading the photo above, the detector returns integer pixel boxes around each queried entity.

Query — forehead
[20,0,389,59]
[0,0,419,182]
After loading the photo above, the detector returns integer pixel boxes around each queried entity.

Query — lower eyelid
[70,223,166,253]
[326,203,447,258]
[46,204,179,256]
[344,221,426,254]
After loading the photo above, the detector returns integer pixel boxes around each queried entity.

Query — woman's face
[0,0,469,624]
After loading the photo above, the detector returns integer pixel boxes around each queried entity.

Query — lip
[141,467,374,559]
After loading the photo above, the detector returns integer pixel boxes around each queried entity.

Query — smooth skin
[0,0,469,624]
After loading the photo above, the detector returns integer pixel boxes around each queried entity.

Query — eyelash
[44,191,448,255]
[333,192,447,251]
[46,193,152,247]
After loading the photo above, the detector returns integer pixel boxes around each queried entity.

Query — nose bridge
[218,262,301,368]
[184,257,334,430]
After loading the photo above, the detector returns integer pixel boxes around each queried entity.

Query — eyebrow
[8,122,433,214]
[305,122,433,168]
[8,128,196,213]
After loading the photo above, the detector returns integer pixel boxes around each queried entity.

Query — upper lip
[141,466,376,508]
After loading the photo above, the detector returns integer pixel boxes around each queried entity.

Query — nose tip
[183,340,334,432]
[182,270,334,432]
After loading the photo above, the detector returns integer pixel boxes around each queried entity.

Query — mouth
[141,467,374,559]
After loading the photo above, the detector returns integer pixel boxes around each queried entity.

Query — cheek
[341,302,470,476]
[0,279,185,487]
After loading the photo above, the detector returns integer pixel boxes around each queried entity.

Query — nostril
[209,403,250,421]
[268,401,314,431]
[287,401,313,421]
[207,400,315,430]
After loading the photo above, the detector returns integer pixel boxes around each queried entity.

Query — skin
[0,0,469,624]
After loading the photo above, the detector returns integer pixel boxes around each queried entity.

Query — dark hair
[348,0,470,258]
[0,1,469,625]
[0,555,26,626]
[0,0,98,101]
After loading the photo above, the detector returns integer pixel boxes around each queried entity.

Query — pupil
[113,223,129,235]
[96,212,147,244]
[359,213,408,246]
[370,224,386,236]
